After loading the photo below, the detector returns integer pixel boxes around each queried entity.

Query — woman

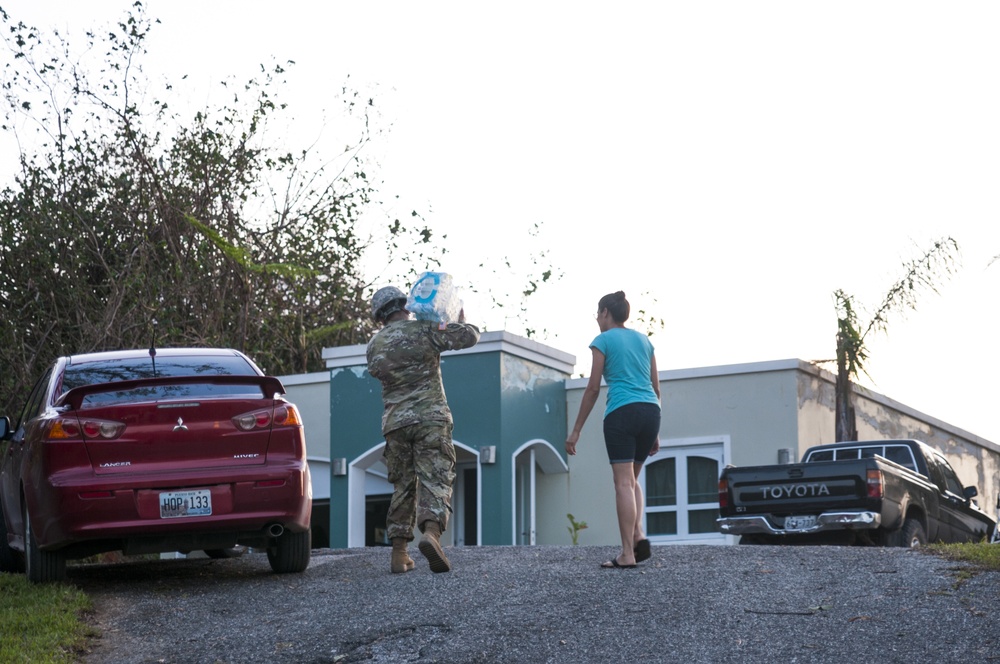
[565,291,661,568]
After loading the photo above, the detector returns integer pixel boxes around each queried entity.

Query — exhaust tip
[267,523,285,538]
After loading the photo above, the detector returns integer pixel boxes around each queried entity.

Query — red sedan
[0,348,312,583]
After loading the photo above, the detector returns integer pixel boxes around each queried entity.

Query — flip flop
[634,538,652,563]
[600,557,637,569]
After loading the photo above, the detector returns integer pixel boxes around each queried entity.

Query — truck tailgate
[725,460,873,514]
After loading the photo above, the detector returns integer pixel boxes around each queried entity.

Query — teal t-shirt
[590,327,660,418]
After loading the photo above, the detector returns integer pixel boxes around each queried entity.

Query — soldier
[366,285,480,573]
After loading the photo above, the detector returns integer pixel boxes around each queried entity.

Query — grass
[0,540,997,662]
[925,539,1000,571]
[0,573,93,663]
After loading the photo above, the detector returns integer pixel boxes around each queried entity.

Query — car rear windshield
[62,355,263,406]
[62,355,258,392]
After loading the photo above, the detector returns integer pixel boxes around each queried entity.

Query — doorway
[347,440,480,548]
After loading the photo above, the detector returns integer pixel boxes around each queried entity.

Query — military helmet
[371,286,408,322]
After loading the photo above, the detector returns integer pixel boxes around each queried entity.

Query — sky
[3,2,1000,443]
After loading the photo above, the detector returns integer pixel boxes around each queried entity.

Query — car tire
[0,506,25,573]
[266,528,311,574]
[25,506,66,583]
[890,517,927,548]
[204,546,245,559]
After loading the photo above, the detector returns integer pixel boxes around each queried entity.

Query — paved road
[73,544,999,663]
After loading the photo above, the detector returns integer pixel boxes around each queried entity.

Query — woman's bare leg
[632,461,647,544]
[611,462,638,565]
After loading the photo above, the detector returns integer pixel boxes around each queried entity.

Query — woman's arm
[650,353,660,401]
[649,353,661,455]
[565,347,605,456]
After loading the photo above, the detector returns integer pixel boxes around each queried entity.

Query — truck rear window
[882,446,917,471]
[806,444,917,471]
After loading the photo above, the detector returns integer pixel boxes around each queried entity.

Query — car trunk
[82,398,273,474]
[57,375,285,475]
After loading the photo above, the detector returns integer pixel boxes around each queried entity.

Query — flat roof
[322,330,576,375]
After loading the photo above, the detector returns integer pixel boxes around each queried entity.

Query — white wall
[279,372,331,499]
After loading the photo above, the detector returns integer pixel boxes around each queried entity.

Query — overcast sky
[4,2,1000,444]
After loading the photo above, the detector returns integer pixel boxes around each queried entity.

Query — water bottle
[407,271,461,324]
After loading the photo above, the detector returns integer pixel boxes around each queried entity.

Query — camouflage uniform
[367,319,480,540]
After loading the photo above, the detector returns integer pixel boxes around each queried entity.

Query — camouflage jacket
[366,319,481,434]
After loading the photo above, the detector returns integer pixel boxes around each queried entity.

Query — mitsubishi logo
[173,417,188,432]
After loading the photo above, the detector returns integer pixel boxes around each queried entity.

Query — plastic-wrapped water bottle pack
[407,271,463,325]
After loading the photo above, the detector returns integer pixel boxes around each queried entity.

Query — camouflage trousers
[383,421,456,541]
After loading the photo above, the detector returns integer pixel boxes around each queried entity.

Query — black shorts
[603,402,661,464]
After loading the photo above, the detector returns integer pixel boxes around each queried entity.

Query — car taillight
[867,469,884,499]
[45,417,125,440]
[233,404,302,431]
[718,478,729,509]
[273,404,302,427]
[233,410,269,431]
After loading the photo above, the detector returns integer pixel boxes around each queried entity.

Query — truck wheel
[894,518,927,548]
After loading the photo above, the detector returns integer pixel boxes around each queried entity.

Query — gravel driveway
[73,544,999,663]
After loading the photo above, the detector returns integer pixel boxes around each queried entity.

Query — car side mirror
[962,485,978,500]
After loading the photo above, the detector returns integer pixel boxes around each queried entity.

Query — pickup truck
[716,439,996,547]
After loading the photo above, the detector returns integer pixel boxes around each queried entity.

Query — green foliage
[833,289,870,384]
[634,290,666,338]
[566,513,588,545]
[0,574,92,663]
[830,238,959,441]
[0,4,442,414]
[834,237,959,383]
[469,221,563,338]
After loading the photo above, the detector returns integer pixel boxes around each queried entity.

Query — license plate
[160,490,212,518]
[784,515,817,531]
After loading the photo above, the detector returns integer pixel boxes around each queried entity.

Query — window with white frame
[642,442,725,542]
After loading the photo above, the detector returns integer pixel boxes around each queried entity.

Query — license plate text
[160,490,212,518]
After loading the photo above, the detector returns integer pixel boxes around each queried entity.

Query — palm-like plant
[832,237,959,442]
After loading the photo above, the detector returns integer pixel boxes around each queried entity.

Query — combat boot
[418,520,451,573]
[390,538,415,574]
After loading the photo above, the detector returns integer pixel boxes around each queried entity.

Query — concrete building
[280,331,999,549]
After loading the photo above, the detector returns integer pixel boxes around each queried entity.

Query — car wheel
[891,517,927,548]
[0,507,25,573]
[25,506,66,583]
[204,546,245,559]
[266,528,311,574]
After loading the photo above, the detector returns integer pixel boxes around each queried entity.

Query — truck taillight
[867,469,884,499]
[718,478,729,509]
